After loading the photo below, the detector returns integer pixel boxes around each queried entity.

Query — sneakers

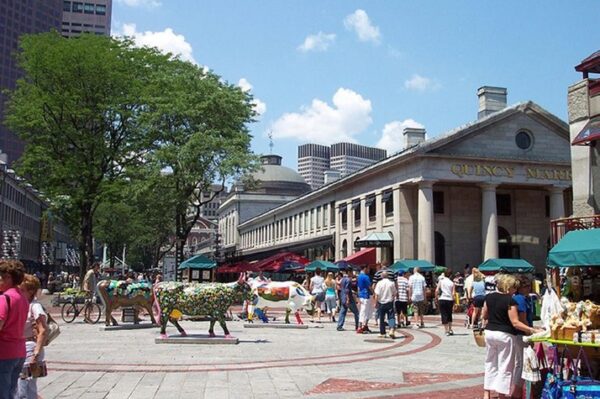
[337,327,345,331]
[417,324,425,329]
[389,331,396,339]
[331,316,336,323]
[449,330,454,336]
[362,326,372,334]
[378,334,386,338]
[356,327,363,334]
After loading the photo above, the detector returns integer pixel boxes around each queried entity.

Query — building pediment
[422,102,570,164]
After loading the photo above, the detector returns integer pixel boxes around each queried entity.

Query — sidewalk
[38,306,486,399]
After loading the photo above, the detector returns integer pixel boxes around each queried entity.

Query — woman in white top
[435,269,456,336]
[18,274,48,399]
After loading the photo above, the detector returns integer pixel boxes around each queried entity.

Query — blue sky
[112,1,599,170]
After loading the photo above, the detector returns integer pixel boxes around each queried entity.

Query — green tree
[143,59,258,272]
[4,32,168,280]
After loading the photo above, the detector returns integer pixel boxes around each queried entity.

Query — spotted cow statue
[97,280,157,326]
[154,273,250,338]
[249,281,315,324]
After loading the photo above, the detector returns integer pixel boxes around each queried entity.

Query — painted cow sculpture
[97,280,157,326]
[249,281,315,324]
[154,274,250,338]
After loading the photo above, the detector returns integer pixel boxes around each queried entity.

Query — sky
[111,1,600,170]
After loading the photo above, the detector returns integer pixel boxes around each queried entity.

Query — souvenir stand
[532,228,600,362]
[477,258,535,274]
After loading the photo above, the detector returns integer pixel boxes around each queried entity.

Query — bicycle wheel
[84,303,102,324]
[61,303,77,323]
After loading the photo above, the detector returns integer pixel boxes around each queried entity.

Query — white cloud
[404,74,441,92]
[237,78,267,118]
[120,23,196,64]
[116,0,161,8]
[297,32,336,52]
[270,88,372,144]
[376,119,425,153]
[344,9,381,44]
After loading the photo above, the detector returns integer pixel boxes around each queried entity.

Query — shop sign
[450,163,571,181]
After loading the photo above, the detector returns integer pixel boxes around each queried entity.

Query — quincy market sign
[450,163,572,181]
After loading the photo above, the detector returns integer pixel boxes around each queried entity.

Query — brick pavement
[35,298,488,399]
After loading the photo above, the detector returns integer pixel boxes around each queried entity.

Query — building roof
[252,163,308,184]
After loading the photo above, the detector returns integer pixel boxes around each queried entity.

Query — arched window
[498,226,520,258]
[434,231,446,266]
[341,239,348,259]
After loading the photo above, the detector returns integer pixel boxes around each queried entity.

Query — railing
[550,215,600,246]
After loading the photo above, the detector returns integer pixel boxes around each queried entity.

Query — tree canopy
[4,32,257,274]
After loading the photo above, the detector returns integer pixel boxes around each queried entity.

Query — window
[366,196,376,221]
[353,200,361,225]
[95,4,106,15]
[341,207,347,229]
[316,206,321,228]
[496,194,511,216]
[63,1,71,12]
[84,3,94,13]
[433,191,444,214]
[72,2,83,12]
[516,131,533,150]
[382,190,393,216]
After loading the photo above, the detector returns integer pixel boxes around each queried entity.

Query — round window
[515,131,532,150]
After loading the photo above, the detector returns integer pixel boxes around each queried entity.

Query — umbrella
[305,260,339,273]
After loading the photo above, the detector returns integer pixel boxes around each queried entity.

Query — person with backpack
[0,260,28,399]
[18,274,50,398]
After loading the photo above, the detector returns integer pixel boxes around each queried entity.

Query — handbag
[541,345,572,399]
[473,328,485,347]
[560,348,600,399]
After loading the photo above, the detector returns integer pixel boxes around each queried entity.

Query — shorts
[413,300,428,316]
[394,300,408,314]
[473,295,485,308]
[314,291,326,303]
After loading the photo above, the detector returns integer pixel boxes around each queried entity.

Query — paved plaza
[38,299,486,399]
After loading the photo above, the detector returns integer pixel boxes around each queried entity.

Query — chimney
[324,169,341,185]
[477,86,507,119]
[403,127,426,149]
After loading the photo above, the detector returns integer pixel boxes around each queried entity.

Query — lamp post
[0,154,8,260]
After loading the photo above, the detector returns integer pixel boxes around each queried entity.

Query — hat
[397,270,405,276]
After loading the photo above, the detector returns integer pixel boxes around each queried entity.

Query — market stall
[304,260,339,273]
[178,254,217,282]
[478,258,535,274]
[389,259,435,273]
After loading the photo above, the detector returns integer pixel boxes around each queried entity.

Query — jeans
[378,301,396,335]
[0,357,25,399]
[337,300,359,330]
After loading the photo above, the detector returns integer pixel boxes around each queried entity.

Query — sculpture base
[155,334,239,345]
[243,323,308,329]
[101,323,157,331]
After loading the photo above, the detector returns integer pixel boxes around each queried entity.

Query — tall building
[298,142,387,190]
[198,184,228,221]
[0,0,63,166]
[61,0,112,37]
[330,143,387,177]
[298,144,330,190]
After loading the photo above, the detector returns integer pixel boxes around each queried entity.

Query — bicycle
[61,296,102,324]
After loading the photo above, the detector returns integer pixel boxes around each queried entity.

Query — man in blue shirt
[337,269,359,332]
[357,265,373,334]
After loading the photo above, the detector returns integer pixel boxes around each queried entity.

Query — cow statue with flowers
[248,281,315,324]
[154,273,250,338]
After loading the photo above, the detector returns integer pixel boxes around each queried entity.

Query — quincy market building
[231,88,573,272]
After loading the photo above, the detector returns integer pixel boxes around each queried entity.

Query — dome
[252,155,307,184]
[238,155,311,196]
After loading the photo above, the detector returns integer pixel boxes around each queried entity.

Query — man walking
[337,269,359,332]
[374,270,397,338]
[395,270,410,327]
[83,262,99,297]
[356,265,373,333]
[408,267,427,328]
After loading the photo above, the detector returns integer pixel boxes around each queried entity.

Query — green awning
[548,228,600,268]
[178,254,217,270]
[305,260,339,273]
[355,232,393,248]
[478,258,534,273]
[390,259,435,273]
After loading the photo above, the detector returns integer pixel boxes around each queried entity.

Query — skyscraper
[298,144,330,190]
[0,0,63,165]
[297,143,387,190]
[61,0,112,38]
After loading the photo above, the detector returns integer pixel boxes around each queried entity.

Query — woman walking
[17,274,48,399]
[481,274,540,399]
[323,272,337,322]
[468,268,486,328]
[435,269,455,336]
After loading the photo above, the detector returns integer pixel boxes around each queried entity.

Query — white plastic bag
[521,345,541,382]
[540,287,563,331]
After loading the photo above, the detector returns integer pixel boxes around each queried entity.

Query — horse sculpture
[249,281,315,324]
[97,280,157,326]
[154,273,250,338]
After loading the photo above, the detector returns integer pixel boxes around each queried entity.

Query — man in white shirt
[408,267,427,328]
[374,271,398,338]
[309,268,325,323]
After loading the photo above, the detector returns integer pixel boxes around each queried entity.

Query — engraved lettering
[526,168,537,179]
[504,167,514,178]
[451,164,465,177]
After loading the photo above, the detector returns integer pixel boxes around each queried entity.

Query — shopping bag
[531,343,551,399]
[560,348,600,399]
[407,304,414,317]
[522,345,541,383]
[541,346,573,399]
